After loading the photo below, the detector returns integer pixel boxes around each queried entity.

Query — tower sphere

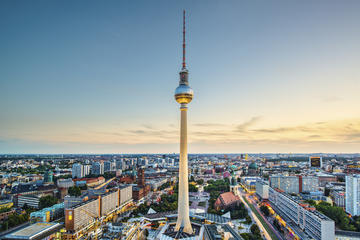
[175,85,193,104]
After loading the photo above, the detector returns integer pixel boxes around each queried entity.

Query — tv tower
[174,10,194,234]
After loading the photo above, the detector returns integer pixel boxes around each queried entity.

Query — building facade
[270,175,319,194]
[91,162,104,175]
[346,175,360,216]
[269,187,335,240]
[256,180,269,200]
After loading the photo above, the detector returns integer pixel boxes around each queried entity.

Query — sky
[0,0,359,154]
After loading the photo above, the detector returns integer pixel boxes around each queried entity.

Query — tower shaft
[175,104,193,234]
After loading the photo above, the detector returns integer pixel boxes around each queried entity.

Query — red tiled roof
[218,192,240,206]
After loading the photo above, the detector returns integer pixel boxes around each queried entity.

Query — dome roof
[248,162,258,170]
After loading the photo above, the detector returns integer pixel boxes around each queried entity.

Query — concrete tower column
[175,103,193,234]
[174,10,194,234]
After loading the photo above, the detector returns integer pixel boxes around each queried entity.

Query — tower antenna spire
[182,10,186,69]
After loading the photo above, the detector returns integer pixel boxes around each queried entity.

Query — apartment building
[269,187,334,240]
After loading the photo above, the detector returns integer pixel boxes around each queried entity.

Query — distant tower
[137,167,145,187]
[174,10,194,234]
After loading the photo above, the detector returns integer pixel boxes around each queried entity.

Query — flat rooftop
[4,222,63,240]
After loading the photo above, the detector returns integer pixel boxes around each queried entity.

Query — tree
[68,186,82,196]
[324,187,330,196]
[250,224,260,236]
[260,205,270,216]
[196,179,204,185]
[245,215,252,224]
[39,196,58,209]
[144,229,149,237]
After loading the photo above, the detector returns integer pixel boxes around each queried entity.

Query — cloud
[193,123,226,127]
[1,118,359,153]
[141,124,154,130]
[236,116,262,131]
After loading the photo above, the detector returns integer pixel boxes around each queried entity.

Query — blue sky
[1,0,360,153]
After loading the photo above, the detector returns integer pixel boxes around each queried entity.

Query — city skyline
[1,0,360,154]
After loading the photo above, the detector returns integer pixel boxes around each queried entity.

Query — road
[247,194,285,240]
[237,190,272,240]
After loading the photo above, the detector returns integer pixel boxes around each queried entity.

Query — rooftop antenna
[182,10,186,69]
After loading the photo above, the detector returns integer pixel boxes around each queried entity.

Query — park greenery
[68,186,82,197]
[205,179,230,215]
[173,182,198,193]
[158,182,171,191]
[132,193,179,216]
[1,165,54,175]
[204,179,251,221]
[0,207,12,214]
[240,224,262,240]
[0,207,35,231]
[260,205,270,216]
[39,195,58,209]
[306,200,360,231]
[196,179,204,185]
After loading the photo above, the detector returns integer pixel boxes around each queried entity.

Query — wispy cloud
[236,116,262,132]
[1,118,359,153]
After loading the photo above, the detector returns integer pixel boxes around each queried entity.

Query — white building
[269,187,335,240]
[346,175,360,216]
[270,175,319,194]
[332,190,345,208]
[57,178,74,188]
[83,165,91,176]
[17,195,41,208]
[256,180,269,199]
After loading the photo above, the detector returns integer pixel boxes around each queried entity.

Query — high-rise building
[91,162,104,175]
[137,167,145,187]
[104,161,111,172]
[83,165,91,176]
[116,160,124,170]
[72,163,84,179]
[174,10,194,234]
[346,174,360,216]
